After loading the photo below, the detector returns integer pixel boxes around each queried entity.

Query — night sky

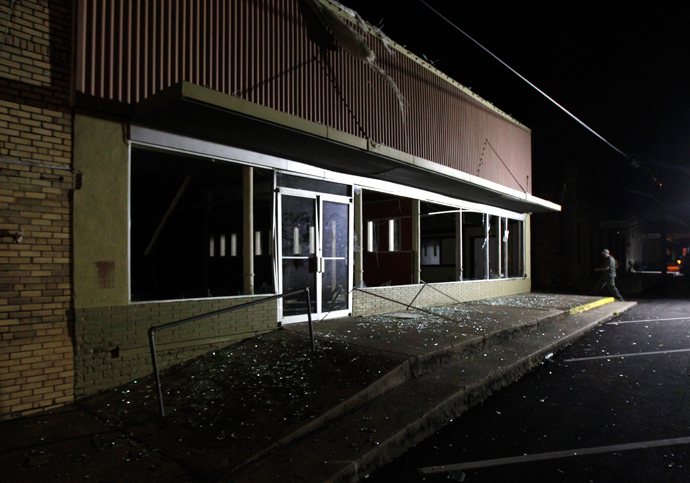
[338,1,690,224]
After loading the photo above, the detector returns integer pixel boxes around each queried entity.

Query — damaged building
[0,0,558,419]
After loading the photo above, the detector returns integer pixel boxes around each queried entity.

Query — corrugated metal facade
[75,0,531,194]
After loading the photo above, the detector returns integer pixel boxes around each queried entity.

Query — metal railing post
[148,327,166,416]
[146,288,316,417]
[305,287,315,352]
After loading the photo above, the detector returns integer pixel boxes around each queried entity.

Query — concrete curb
[228,356,417,474]
[323,301,636,483]
[231,310,568,474]
[568,297,614,315]
[230,299,620,479]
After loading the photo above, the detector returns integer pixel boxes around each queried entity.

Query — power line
[417,0,637,166]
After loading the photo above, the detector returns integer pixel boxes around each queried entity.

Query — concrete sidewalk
[0,294,635,482]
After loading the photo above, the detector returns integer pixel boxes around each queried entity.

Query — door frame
[277,187,353,324]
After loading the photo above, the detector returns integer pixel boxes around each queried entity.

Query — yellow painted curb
[568,297,615,315]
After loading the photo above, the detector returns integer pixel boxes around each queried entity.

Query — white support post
[485,214,490,280]
[354,188,364,288]
[412,199,420,284]
[243,166,254,294]
[456,211,463,281]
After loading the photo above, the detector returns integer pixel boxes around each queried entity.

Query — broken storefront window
[130,149,273,301]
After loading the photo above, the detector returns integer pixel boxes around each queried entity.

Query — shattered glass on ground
[75,301,547,479]
[2,295,612,482]
[78,331,404,480]
[472,293,604,310]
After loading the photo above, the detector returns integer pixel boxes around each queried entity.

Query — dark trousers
[597,275,623,300]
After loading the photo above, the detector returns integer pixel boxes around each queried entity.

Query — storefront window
[130,149,272,301]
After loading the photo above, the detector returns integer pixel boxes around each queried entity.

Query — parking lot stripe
[608,317,690,325]
[563,348,690,363]
[417,436,690,473]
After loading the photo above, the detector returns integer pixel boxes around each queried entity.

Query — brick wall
[0,0,74,420]
[353,278,531,316]
[75,297,278,398]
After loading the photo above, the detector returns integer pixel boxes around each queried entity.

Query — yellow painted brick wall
[0,0,74,420]
[74,297,279,398]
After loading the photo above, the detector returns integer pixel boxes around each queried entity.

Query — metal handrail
[148,287,314,417]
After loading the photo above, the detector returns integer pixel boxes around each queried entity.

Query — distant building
[0,0,558,420]
[531,158,688,292]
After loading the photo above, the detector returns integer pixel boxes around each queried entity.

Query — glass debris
[68,293,600,480]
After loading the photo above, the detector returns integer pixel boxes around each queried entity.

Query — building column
[497,217,503,278]
[354,188,364,287]
[485,214,490,279]
[243,166,254,294]
[412,199,421,284]
[456,211,463,281]
[525,214,531,280]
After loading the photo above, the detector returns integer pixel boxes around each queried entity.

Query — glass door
[321,200,349,314]
[280,193,318,318]
[279,190,352,323]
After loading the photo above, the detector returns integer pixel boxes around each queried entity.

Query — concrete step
[230,305,567,474]
[226,301,635,483]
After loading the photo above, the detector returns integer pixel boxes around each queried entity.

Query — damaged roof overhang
[134,82,560,214]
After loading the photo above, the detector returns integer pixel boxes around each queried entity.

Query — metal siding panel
[293,2,306,117]
[150,0,158,96]
[105,0,114,99]
[283,0,291,115]
[219,1,225,93]
[263,0,270,109]
[231,0,239,96]
[247,0,255,104]
[286,0,294,116]
[115,2,124,101]
[75,0,86,93]
[201,0,207,90]
[132,0,139,103]
[207,0,212,90]
[161,0,169,93]
[122,1,131,104]
[165,1,172,90]
[97,0,104,98]
[182,0,189,86]
[142,0,149,102]
[74,0,531,193]
[256,0,262,106]
[194,0,201,86]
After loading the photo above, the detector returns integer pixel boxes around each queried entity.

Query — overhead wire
[417,0,662,186]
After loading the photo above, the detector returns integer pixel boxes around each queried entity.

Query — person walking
[595,249,624,301]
